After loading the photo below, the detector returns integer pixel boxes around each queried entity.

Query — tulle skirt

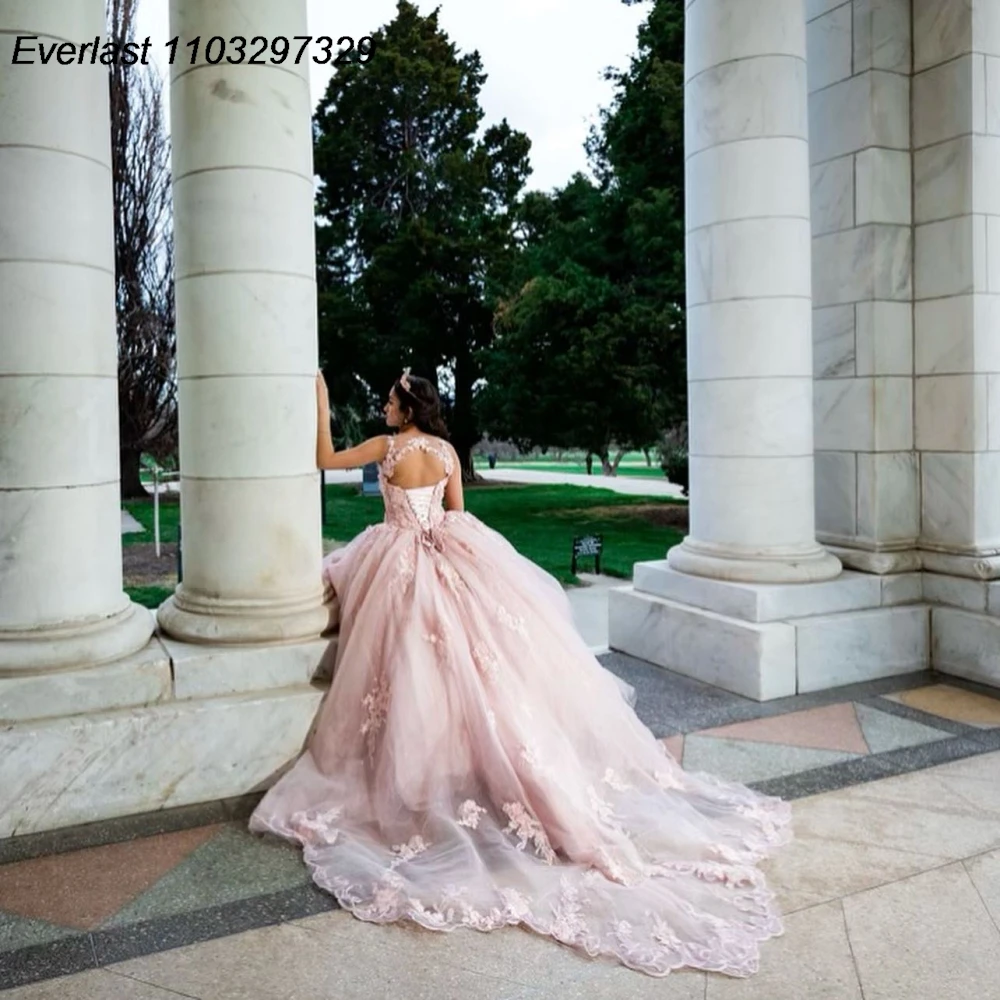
[250,511,791,977]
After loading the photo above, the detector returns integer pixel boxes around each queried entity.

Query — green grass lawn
[123,496,180,546]
[122,483,684,609]
[321,482,683,584]
[127,584,176,608]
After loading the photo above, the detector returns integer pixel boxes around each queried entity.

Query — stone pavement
[4,747,999,1000]
[3,655,1000,997]
[567,572,620,651]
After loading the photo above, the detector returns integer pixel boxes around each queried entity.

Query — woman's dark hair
[394,373,450,439]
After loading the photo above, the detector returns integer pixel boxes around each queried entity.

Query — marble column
[157,0,327,643]
[668,0,841,584]
[0,0,154,672]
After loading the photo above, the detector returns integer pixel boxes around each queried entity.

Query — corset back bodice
[379,436,453,532]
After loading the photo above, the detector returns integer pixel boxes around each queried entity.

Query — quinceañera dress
[250,434,791,977]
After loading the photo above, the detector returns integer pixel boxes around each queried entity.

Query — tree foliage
[107,0,176,498]
[313,1,531,479]
[479,0,686,473]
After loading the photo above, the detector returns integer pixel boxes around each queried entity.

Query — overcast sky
[134,0,647,193]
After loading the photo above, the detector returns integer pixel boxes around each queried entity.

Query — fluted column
[156,0,327,643]
[0,0,154,671]
[668,0,841,584]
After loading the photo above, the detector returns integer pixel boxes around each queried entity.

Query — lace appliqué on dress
[390,547,416,597]
[550,876,588,940]
[471,642,500,683]
[497,604,528,637]
[360,674,391,759]
[602,768,633,792]
[390,835,430,868]
[288,806,342,846]
[502,802,556,863]
[457,799,487,829]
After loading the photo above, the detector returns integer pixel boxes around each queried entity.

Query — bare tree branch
[107,0,177,498]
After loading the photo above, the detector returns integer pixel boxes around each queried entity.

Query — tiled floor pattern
[5,750,1000,999]
[3,661,1000,993]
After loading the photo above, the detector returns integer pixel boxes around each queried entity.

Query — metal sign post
[571,534,603,576]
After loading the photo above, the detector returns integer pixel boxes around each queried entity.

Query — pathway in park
[322,466,685,497]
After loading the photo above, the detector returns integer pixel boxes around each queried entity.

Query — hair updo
[394,372,450,440]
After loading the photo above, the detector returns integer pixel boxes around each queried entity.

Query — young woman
[250,369,790,978]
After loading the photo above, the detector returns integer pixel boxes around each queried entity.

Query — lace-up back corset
[379,436,454,532]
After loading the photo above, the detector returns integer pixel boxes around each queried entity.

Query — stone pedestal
[157,0,327,644]
[0,0,154,672]
[0,638,334,837]
[668,0,840,585]
[611,563,926,700]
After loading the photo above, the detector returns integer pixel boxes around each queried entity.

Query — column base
[667,538,843,584]
[920,549,1000,580]
[609,561,927,700]
[823,544,922,576]
[157,584,330,645]
[0,600,155,675]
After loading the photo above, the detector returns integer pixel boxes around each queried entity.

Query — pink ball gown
[250,434,791,978]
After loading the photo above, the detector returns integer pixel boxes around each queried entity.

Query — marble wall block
[921,453,976,548]
[607,588,798,701]
[809,71,910,164]
[923,574,989,613]
[987,57,1000,134]
[912,55,986,148]
[0,686,325,837]
[815,451,858,538]
[807,0,848,21]
[932,607,1000,686]
[914,138,973,225]
[813,304,856,378]
[914,297,975,375]
[812,225,912,307]
[972,452,1000,545]
[807,3,853,93]
[856,452,920,543]
[855,301,912,376]
[914,215,987,301]
[796,605,929,691]
[915,375,988,452]
[988,217,1000,293]
[811,155,855,237]
[912,0,972,72]
[855,148,911,226]
[814,377,912,452]
[853,0,911,75]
